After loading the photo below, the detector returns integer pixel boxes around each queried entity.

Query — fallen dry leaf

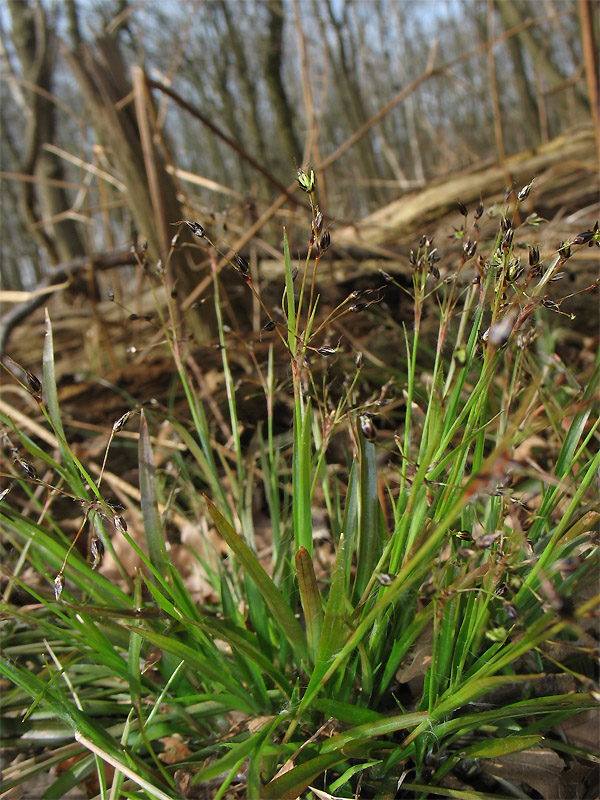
[158,735,193,764]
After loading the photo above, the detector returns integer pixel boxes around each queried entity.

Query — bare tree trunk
[264,0,302,169]
[496,0,588,117]
[8,0,85,266]
[220,0,268,168]
[62,35,215,340]
[494,0,541,148]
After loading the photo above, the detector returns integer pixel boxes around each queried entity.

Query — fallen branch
[0,249,138,356]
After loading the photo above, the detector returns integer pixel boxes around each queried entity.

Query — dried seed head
[54,574,64,601]
[474,202,484,220]
[528,245,540,267]
[20,460,38,480]
[26,372,42,396]
[359,413,376,441]
[558,241,571,260]
[291,267,299,282]
[517,181,533,201]
[185,221,205,238]
[508,258,523,282]
[114,515,128,534]
[457,200,468,217]
[313,211,324,235]
[129,313,139,321]
[0,484,14,503]
[502,228,514,250]
[355,351,363,369]
[573,230,595,245]
[463,239,477,259]
[262,319,276,331]
[113,412,131,433]
[90,535,105,570]
[317,345,337,356]
[319,231,331,252]
[235,254,250,276]
[542,297,560,312]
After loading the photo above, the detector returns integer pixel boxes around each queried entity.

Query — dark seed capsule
[502,229,514,250]
[517,182,533,201]
[114,515,128,534]
[317,346,337,356]
[291,267,299,282]
[26,372,42,395]
[20,461,38,480]
[359,413,376,441]
[186,221,205,238]
[262,319,276,331]
[457,200,468,216]
[314,211,324,235]
[54,574,64,601]
[573,230,594,245]
[90,536,104,569]
[474,202,484,220]
[349,302,368,313]
[558,241,571,260]
[171,290,178,299]
[0,484,14,502]
[113,412,131,433]
[355,351,363,369]
[528,245,540,267]
[542,297,559,311]
[129,314,139,321]
[319,231,331,251]
[235,254,250,275]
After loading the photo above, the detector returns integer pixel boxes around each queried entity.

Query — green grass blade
[295,546,323,664]
[205,496,308,664]
[138,410,169,580]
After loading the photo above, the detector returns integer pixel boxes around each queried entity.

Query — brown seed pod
[359,413,376,441]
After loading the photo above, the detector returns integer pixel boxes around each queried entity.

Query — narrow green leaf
[205,496,308,664]
[353,435,382,602]
[262,751,346,800]
[139,410,169,580]
[295,546,323,664]
[301,535,347,709]
[460,734,542,758]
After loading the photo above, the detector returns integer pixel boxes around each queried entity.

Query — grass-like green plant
[1,175,598,800]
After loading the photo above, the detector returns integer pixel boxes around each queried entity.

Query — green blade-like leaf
[301,534,347,710]
[295,546,323,664]
[205,496,308,664]
[139,410,169,580]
